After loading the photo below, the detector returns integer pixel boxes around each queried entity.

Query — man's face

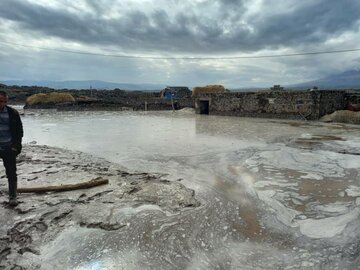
[0,95,8,110]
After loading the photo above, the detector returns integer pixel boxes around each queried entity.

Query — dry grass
[26,92,75,106]
[192,85,225,97]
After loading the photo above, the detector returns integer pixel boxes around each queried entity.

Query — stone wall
[4,87,194,110]
[318,91,347,117]
[65,90,193,111]
[345,91,360,105]
[195,90,347,120]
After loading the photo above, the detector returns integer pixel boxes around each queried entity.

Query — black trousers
[0,148,17,199]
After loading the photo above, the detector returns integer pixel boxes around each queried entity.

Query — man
[0,91,23,207]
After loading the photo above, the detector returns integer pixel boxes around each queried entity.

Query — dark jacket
[6,106,23,154]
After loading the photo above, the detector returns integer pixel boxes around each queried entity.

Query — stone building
[270,85,285,91]
[195,90,347,120]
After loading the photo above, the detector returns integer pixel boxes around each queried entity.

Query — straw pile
[192,85,225,97]
[26,92,75,106]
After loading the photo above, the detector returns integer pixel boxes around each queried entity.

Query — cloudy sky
[0,0,359,88]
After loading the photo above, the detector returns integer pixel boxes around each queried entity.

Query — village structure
[1,83,360,123]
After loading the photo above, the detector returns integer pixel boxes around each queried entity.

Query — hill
[289,70,360,89]
[0,80,165,91]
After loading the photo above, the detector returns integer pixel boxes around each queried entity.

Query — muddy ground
[0,145,199,269]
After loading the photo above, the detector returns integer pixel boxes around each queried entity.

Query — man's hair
[0,90,8,98]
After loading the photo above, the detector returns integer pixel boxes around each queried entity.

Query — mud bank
[0,145,199,269]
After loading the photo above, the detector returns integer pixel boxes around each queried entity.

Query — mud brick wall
[196,90,346,120]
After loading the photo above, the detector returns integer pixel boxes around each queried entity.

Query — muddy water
[21,110,360,269]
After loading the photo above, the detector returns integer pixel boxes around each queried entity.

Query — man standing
[0,91,23,207]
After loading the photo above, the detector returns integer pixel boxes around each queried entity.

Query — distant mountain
[229,87,266,92]
[289,70,360,90]
[1,80,166,91]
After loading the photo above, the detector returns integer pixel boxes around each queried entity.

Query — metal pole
[171,95,175,111]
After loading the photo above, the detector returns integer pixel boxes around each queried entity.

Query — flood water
[21,109,360,269]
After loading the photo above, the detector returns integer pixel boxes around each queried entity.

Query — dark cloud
[0,0,359,54]
[252,0,360,49]
[84,0,116,14]
[221,0,245,6]
[0,1,92,40]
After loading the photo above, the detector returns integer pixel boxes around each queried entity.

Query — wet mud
[0,145,199,269]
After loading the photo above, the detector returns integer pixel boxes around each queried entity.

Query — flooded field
[11,110,360,268]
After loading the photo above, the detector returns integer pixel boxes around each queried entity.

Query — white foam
[315,203,350,214]
[258,190,299,228]
[345,185,360,197]
[297,208,360,238]
[300,173,323,180]
[258,148,346,178]
[338,155,360,169]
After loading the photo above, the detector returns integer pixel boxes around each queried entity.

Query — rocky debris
[0,145,199,269]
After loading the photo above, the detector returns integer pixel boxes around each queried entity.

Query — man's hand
[11,146,20,155]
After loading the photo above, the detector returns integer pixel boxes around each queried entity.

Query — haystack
[26,92,75,106]
[192,85,225,97]
[320,110,360,124]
